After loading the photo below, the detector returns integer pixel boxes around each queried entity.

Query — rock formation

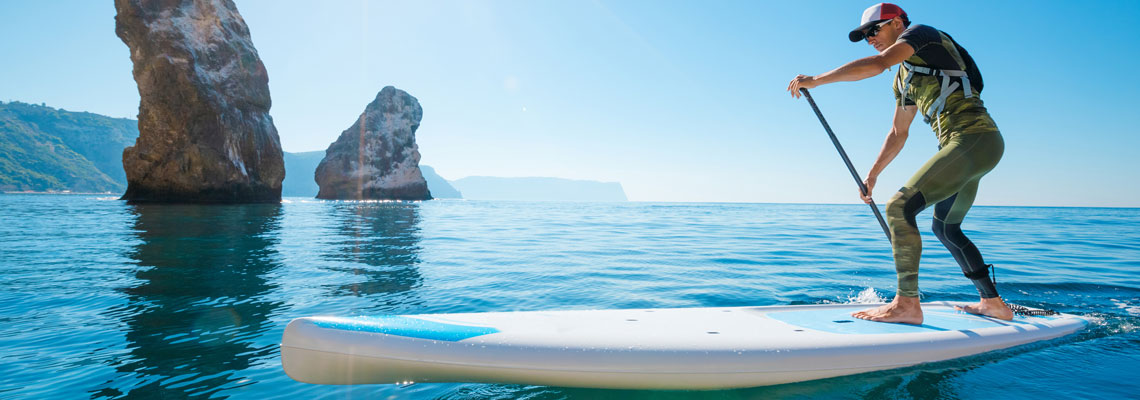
[315,87,432,200]
[115,0,284,203]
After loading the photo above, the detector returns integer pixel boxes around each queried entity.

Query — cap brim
[848,19,887,42]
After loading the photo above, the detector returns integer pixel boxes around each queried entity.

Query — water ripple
[1,195,1138,398]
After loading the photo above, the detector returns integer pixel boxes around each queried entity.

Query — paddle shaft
[799,88,892,243]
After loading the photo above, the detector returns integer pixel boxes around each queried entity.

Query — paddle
[798,88,892,243]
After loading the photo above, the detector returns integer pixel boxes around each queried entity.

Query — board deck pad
[281,301,1087,390]
[767,307,1057,335]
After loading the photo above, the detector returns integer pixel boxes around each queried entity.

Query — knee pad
[887,188,927,229]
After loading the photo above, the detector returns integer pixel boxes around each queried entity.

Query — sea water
[0,194,1137,399]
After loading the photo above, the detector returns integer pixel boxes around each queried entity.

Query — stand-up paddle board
[281,301,1087,390]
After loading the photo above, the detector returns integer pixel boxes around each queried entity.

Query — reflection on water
[322,202,423,301]
[94,204,284,399]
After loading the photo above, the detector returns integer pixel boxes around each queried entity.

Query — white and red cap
[848,3,907,42]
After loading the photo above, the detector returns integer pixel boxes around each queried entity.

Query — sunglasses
[864,19,893,40]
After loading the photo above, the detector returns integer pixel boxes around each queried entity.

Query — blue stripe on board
[312,316,500,341]
[767,307,1060,335]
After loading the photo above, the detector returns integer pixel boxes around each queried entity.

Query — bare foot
[955,297,1014,321]
[852,295,923,325]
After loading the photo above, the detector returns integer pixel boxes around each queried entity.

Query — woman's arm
[861,104,918,203]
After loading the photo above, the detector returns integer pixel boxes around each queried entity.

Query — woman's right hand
[860,176,877,204]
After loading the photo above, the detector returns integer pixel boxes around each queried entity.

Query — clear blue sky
[2,1,1138,206]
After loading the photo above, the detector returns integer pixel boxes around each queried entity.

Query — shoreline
[4,191,1135,209]
[3,191,118,195]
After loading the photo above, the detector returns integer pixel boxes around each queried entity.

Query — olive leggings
[885,131,1004,298]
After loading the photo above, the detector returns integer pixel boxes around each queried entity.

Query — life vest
[898,61,974,136]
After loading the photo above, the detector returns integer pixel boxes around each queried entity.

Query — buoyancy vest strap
[899,68,915,107]
[900,61,972,135]
[940,69,972,99]
[930,80,959,135]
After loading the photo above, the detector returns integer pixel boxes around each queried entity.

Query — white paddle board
[280,301,1087,390]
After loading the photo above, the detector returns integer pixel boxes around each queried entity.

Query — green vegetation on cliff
[0,101,138,192]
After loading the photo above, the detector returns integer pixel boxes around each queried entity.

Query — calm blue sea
[0,194,1137,399]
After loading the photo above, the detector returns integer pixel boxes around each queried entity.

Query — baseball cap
[848,3,907,42]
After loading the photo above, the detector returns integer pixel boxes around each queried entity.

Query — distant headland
[1,101,627,202]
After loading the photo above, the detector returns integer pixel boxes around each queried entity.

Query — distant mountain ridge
[281,150,324,197]
[0,101,138,192]
[420,165,462,199]
[1,101,627,201]
[451,176,627,202]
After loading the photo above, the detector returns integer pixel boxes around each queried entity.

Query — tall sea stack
[115,0,284,203]
[315,87,432,201]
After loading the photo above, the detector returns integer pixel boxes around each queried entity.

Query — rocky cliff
[115,0,284,203]
[315,87,431,200]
